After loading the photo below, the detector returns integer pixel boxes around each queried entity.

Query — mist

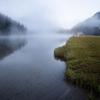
[78,13,100,28]
[0,0,100,32]
[0,1,100,100]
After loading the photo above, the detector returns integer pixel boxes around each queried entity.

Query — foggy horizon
[0,1,100,100]
[0,0,100,32]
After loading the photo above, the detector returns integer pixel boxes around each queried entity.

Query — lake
[0,33,88,100]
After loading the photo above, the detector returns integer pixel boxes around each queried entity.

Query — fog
[0,0,100,32]
[82,13,100,27]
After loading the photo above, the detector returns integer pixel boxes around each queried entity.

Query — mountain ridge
[70,12,100,35]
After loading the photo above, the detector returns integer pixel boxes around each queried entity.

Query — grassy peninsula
[54,36,100,99]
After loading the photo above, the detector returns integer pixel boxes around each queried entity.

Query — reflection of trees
[0,38,27,60]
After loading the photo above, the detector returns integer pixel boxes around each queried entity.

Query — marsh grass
[54,36,100,99]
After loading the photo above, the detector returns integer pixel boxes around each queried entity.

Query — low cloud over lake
[0,0,100,32]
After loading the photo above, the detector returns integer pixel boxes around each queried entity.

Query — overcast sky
[0,0,100,31]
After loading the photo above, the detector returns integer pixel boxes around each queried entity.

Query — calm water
[0,33,88,100]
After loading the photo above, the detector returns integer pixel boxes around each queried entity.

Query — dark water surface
[0,33,88,100]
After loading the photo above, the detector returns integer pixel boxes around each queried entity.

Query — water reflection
[0,33,88,100]
[0,37,27,60]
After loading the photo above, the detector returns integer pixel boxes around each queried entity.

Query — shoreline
[54,36,100,100]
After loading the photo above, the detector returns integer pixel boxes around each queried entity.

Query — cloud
[0,0,100,31]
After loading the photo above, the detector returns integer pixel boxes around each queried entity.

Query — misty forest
[0,0,100,100]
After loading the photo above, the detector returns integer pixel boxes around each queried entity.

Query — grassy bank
[54,36,100,99]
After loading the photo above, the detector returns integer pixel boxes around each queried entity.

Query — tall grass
[54,36,100,99]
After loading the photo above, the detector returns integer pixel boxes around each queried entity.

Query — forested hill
[70,12,100,35]
[0,13,26,35]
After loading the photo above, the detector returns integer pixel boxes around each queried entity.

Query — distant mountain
[70,12,100,35]
[0,13,26,35]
